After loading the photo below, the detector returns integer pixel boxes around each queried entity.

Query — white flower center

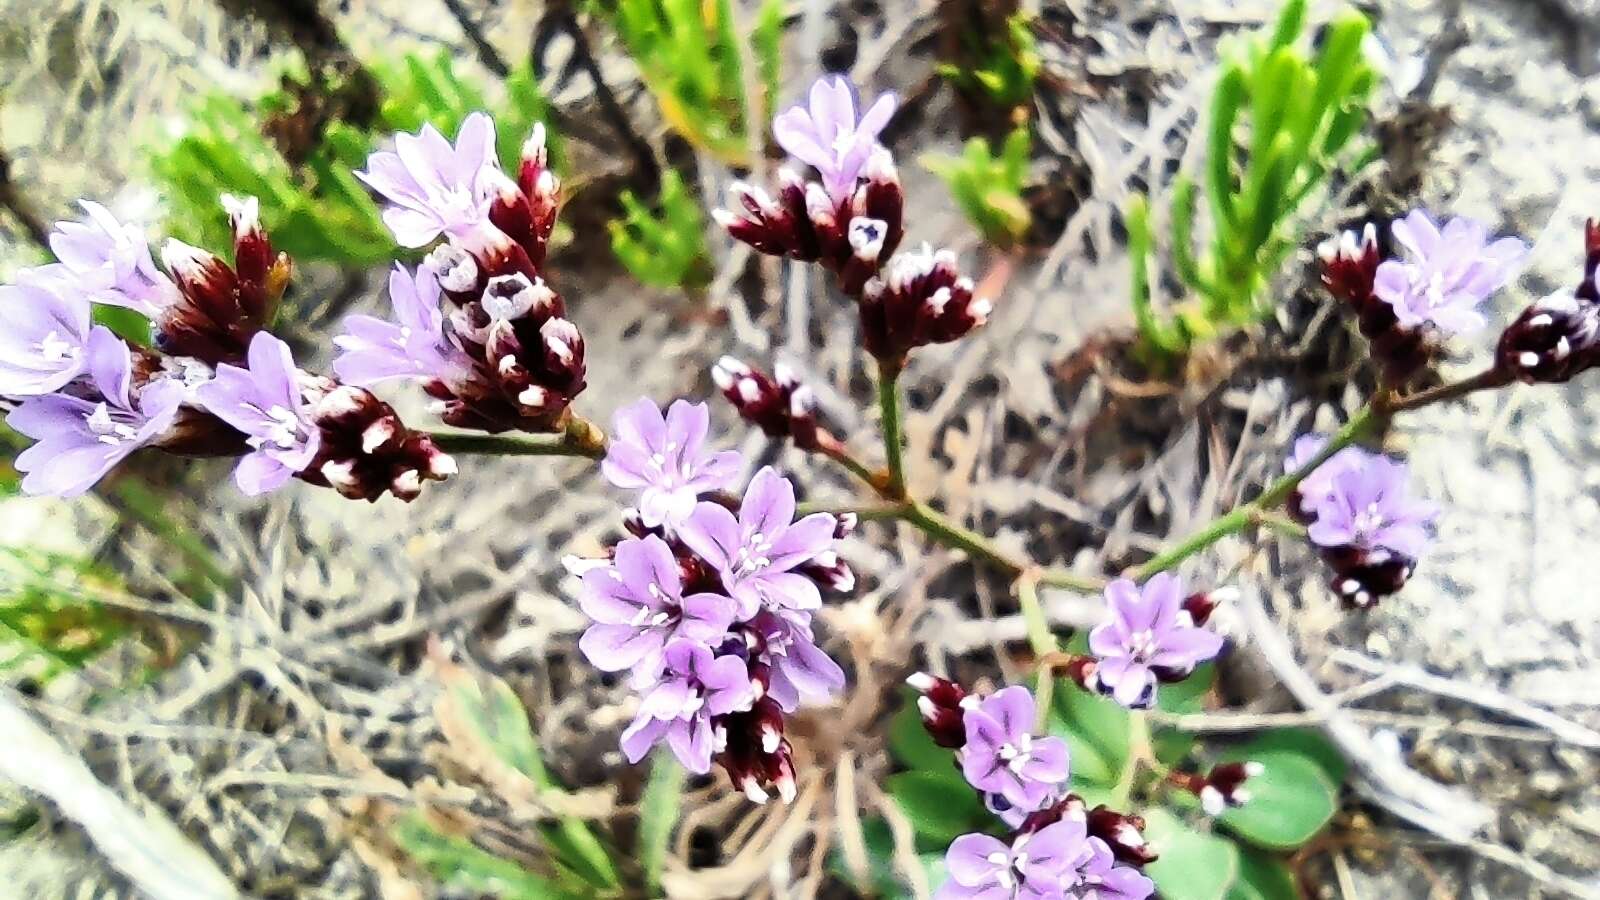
[1352,501,1389,538]
[86,403,140,446]
[246,404,306,452]
[37,331,78,363]
[1126,628,1160,662]
[997,733,1035,775]
[733,531,774,577]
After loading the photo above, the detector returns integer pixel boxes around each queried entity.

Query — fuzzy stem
[875,357,909,500]
[1379,366,1511,414]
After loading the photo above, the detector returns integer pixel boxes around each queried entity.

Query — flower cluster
[343,116,586,433]
[1070,574,1227,710]
[576,398,850,802]
[1497,218,1600,383]
[716,77,990,364]
[906,677,1156,900]
[1287,435,1438,608]
[1321,210,1525,384]
[1,197,450,501]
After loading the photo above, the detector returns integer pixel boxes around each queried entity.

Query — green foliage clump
[608,169,712,290]
[0,546,130,684]
[938,13,1041,116]
[148,50,560,268]
[594,0,783,163]
[924,127,1033,248]
[1131,0,1377,358]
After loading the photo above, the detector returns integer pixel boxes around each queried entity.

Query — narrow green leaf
[393,814,579,900]
[1206,63,1248,233]
[1267,0,1307,51]
[639,752,685,894]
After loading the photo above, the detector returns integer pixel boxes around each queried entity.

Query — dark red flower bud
[1173,761,1263,816]
[297,383,455,502]
[716,697,797,804]
[1086,805,1158,866]
[1319,224,1432,384]
[906,672,970,749]
[711,357,833,452]
[1497,289,1600,384]
[485,125,561,271]
[1060,656,1099,692]
[796,549,855,593]
[156,196,288,365]
[859,245,992,362]
[1320,545,1415,609]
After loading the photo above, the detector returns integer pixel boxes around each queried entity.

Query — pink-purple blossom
[1074,839,1156,900]
[679,466,838,618]
[619,640,757,773]
[193,331,321,495]
[332,263,466,386]
[1303,450,1437,559]
[960,685,1071,812]
[1373,210,1526,334]
[601,397,742,528]
[44,200,176,317]
[772,75,897,204]
[1088,574,1224,709]
[355,112,507,248]
[937,819,1089,900]
[0,276,93,396]
[747,609,846,713]
[577,535,739,686]
[6,328,183,497]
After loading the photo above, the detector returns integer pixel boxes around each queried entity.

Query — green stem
[875,357,908,500]
[1014,573,1057,656]
[1131,401,1379,580]
[425,416,607,460]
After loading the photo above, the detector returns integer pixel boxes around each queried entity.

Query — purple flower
[601,397,742,528]
[0,276,92,396]
[1303,452,1437,558]
[193,331,321,495]
[1089,574,1225,709]
[772,76,896,204]
[1074,839,1155,900]
[332,263,467,386]
[6,328,183,497]
[1373,210,1527,334]
[937,820,1088,900]
[46,200,176,317]
[679,466,838,618]
[355,112,506,248]
[619,640,756,773]
[960,685,1070,811]
[578,535,739,685]
[748,609,845,712]
[1282,434,1366,516]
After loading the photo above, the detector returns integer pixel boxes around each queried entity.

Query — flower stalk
[425,415,607,459]
[875,357,908,500]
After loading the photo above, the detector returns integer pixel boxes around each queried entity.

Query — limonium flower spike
[772,75,897,204]
[333,263,467,386]
[1088,574,1225,709]
[619,640,757,774]
[601,397,742,528]
[7,328,184,497]
[0,276,93,396]
[577,535,739,686]
[679,466,839,618]
[193,331,321,495]
[1373,210,1526,334]
[354,111,506,248]
[45,200,176,317]
[960,685,1071,811]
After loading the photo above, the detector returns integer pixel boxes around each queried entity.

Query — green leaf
[885,771,991,845]
[638,752,685,894]
[392,814,579,900]
[1151,662,1214,766]
[1228,847,1299,900]
[1142,809,1240,900]
[92,305,154,347]
[1217,753,1338,850]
